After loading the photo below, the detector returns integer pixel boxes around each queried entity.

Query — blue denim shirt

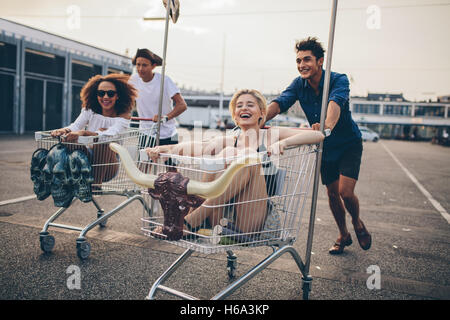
[273,70,361,162]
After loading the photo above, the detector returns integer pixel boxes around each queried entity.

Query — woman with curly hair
[51,73,138,184]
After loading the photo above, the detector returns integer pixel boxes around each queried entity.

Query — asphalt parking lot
[0,133,449,305]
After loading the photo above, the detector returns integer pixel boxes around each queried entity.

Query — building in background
[0,18,132,134]
[350,93,450,141]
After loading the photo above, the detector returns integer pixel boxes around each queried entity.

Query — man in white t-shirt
[129,48,187,147]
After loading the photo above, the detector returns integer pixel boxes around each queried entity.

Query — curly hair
[295,37,325,60]
[80,73,138,116]
[229,89,267,125]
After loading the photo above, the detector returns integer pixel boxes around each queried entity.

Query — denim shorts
[320,139,363,186]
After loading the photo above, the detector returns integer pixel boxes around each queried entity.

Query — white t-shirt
[67,109,130,136]
[129,72,180,139]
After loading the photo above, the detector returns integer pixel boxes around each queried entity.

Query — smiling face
[97,81,118,115]
[296,50,323,80]
[233,94,264,128]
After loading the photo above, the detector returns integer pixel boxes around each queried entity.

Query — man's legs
[324,140,370,253]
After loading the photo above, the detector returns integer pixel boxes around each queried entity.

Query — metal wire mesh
[35,129,142,194]
[140,143,318,254]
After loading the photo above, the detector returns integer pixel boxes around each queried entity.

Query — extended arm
[267,127,324,155]
[146,135,234,161]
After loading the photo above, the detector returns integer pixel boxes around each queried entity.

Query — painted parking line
[382,142,450,224]
[0,195,36,207]
[0,149,35,154]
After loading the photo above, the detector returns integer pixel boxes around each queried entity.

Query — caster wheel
[97,213,107,228]
[227,266,236,279]
[76,241,91,260]
[226,253,237,280]
[40,234,55,253]
[99,218,108,228]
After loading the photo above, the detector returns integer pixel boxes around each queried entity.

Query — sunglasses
[97,90,117,98]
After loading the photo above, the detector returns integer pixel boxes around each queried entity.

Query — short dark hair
[295,37,325,60]
[132,48,163,66]
[80,73,137,116]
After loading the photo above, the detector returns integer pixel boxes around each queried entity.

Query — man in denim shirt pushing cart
[265,37,371,255]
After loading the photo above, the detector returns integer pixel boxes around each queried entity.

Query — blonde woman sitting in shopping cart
[146,89,324,235]
[51,73,138,184]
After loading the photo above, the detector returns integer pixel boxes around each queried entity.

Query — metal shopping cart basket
[111,137,321,300]
[34,127,151,259]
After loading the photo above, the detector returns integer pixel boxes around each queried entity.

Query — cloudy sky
[1,0,449,101]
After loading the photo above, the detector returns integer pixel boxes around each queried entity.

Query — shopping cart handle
[34,132,50,141]
[77,135,97,144]
[131,117,168,123]
[139,149,149,161]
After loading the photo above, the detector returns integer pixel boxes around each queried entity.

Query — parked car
[359,126,379,142]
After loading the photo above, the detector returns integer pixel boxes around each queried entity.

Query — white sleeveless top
[67,109,130,136]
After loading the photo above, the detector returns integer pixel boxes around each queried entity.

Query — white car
[359,126,380,142]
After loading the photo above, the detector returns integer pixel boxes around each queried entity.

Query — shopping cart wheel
[226,251,237,280]
[40,233,55,253]
[76,240,91,260]
[97,212,108,228]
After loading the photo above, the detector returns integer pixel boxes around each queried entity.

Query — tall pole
[155,1,172,146]
[304,0,339,278]
[219,34,226,124]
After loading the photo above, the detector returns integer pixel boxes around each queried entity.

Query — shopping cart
[111,134,321,300]
[34,126,151,259]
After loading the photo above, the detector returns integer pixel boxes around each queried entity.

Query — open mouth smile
[239,113,252,119]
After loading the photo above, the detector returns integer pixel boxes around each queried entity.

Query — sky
[1,0,450,101]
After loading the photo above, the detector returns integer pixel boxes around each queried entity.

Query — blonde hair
[229,89,267,125]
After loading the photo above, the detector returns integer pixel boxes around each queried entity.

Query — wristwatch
[162,115,169,123]
[324,128,331,137]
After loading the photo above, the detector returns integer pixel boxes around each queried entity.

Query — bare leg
[339,175,361,228]
[185,147,268,232]
[326,179,350,241]
[339,175,371,249]
[92,143,119,184]
[233,166,268,233]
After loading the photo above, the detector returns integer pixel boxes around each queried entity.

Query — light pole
[142,0,180,146]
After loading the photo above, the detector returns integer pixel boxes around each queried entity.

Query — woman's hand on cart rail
[51,128,71,137]
[51,128,100,142]
[145,145,172,162]
[267,140,287,156]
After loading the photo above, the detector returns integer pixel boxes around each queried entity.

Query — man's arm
[263,78,300,127]
[167,93,187,120]
[152,93,187,122]
[311,74,348,132]
[265,101,281,123]
[311,100,340,131]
